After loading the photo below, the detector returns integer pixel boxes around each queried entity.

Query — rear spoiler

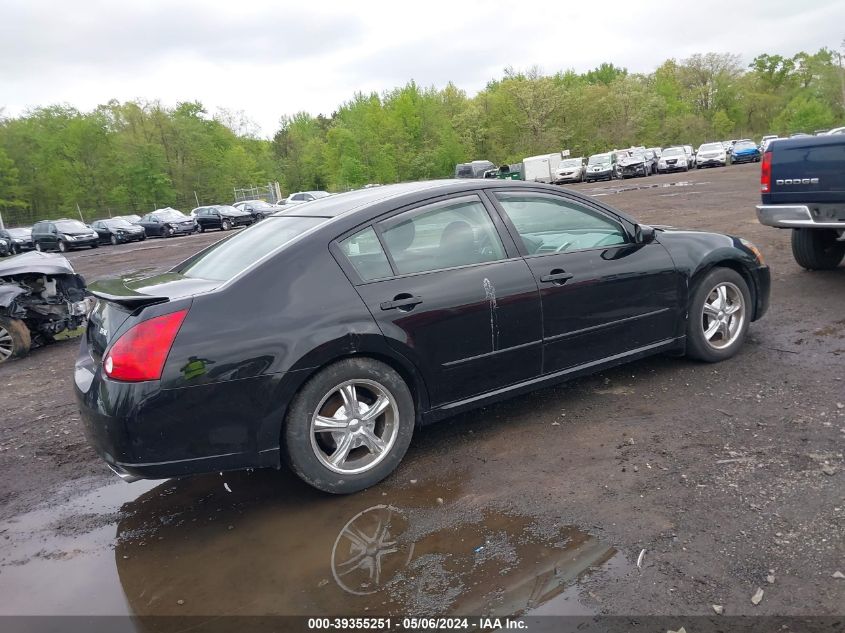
[88,279,168,309]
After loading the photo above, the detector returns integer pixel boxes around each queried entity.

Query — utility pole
[0,210,5,230]
[76,203,84,223]
[194,191,200,207]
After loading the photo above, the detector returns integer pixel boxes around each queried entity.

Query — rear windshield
[178,215,327,282]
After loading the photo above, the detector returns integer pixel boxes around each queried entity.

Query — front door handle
[540,269,574,284]
[380,294,423,311]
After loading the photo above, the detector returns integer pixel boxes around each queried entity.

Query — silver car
[553,157,587,183]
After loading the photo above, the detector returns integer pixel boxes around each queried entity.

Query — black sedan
[136,208,197,237]
[91,218,147,245]
[192,205,254,232]
[235,200,280,222]
[0,236,9,257]
[75,180,770,494]
[0,228,34,254]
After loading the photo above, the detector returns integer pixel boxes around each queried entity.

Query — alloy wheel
[0,325,12,362]
[310,379,400,475]
[701,282,745,350]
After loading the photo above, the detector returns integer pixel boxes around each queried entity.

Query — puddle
[0,470,625,620]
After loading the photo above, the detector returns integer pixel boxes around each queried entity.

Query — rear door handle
[380,294,423,311]
[540,269,574,284]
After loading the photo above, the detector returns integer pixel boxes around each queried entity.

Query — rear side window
[340,227,392,282]
[179,216,327,282]
[378,196,506,275]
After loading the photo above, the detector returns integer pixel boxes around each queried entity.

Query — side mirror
[634,224,656,245]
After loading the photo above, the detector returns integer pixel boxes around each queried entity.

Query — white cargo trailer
[523,151,569,183]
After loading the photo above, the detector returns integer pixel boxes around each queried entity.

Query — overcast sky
[1,0,843,137]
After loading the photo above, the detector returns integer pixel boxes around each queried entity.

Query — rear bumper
[73,339,286,480]
[756,205,845,229]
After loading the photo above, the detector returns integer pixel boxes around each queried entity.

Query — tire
[91,242,98,249]
[110,235,118,246]
[685,268,752,363]
[58,241,68,253]
[35,243,42,252]
[284,357,415,494]
[197,223,205,233]
[166,226,175,238]
[140,234,146,241]
[791,229,845,270]
[222,219,232,231]
[0,317,31,364]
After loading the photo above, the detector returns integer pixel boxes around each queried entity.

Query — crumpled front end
[0,252,93,352]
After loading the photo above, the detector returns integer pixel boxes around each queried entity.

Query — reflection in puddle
[0,470,624,620]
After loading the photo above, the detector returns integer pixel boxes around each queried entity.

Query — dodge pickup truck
[756,135,845,270]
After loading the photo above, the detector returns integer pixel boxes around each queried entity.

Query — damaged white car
[0,252,93,363]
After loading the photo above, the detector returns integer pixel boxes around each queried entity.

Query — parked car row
[0,192,337,257]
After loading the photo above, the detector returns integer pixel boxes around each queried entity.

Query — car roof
[275,178,639,226]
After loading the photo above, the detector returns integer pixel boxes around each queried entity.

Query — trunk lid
[85,272,220,361]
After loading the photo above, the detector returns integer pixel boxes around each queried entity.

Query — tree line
[1,48,843,225]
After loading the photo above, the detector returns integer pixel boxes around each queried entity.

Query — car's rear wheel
[284,358,415,494]
[791,229,845,270]
[685,268,751,362]
[0,317,31,364]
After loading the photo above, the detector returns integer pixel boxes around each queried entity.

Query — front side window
[494,192,627,255]
[339,227,392,281]
[378,196,506,275]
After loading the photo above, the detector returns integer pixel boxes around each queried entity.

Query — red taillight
[760,150,772,193]
[103,309,188,382]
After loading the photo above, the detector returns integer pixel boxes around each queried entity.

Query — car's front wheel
[58,241,68,253]
[284,358,415,494]
[222,219,232,231]
[0,317,31,364]
[685,268,752,362]
[110,235,119,246]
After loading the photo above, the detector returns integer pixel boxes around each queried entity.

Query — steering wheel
[555,241,573,253]
[477,232,496,257]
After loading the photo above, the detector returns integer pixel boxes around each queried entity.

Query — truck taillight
[760,150,772,193]
[104,309,188,382]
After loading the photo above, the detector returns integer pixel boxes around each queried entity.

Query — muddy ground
[0,164,843,623]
